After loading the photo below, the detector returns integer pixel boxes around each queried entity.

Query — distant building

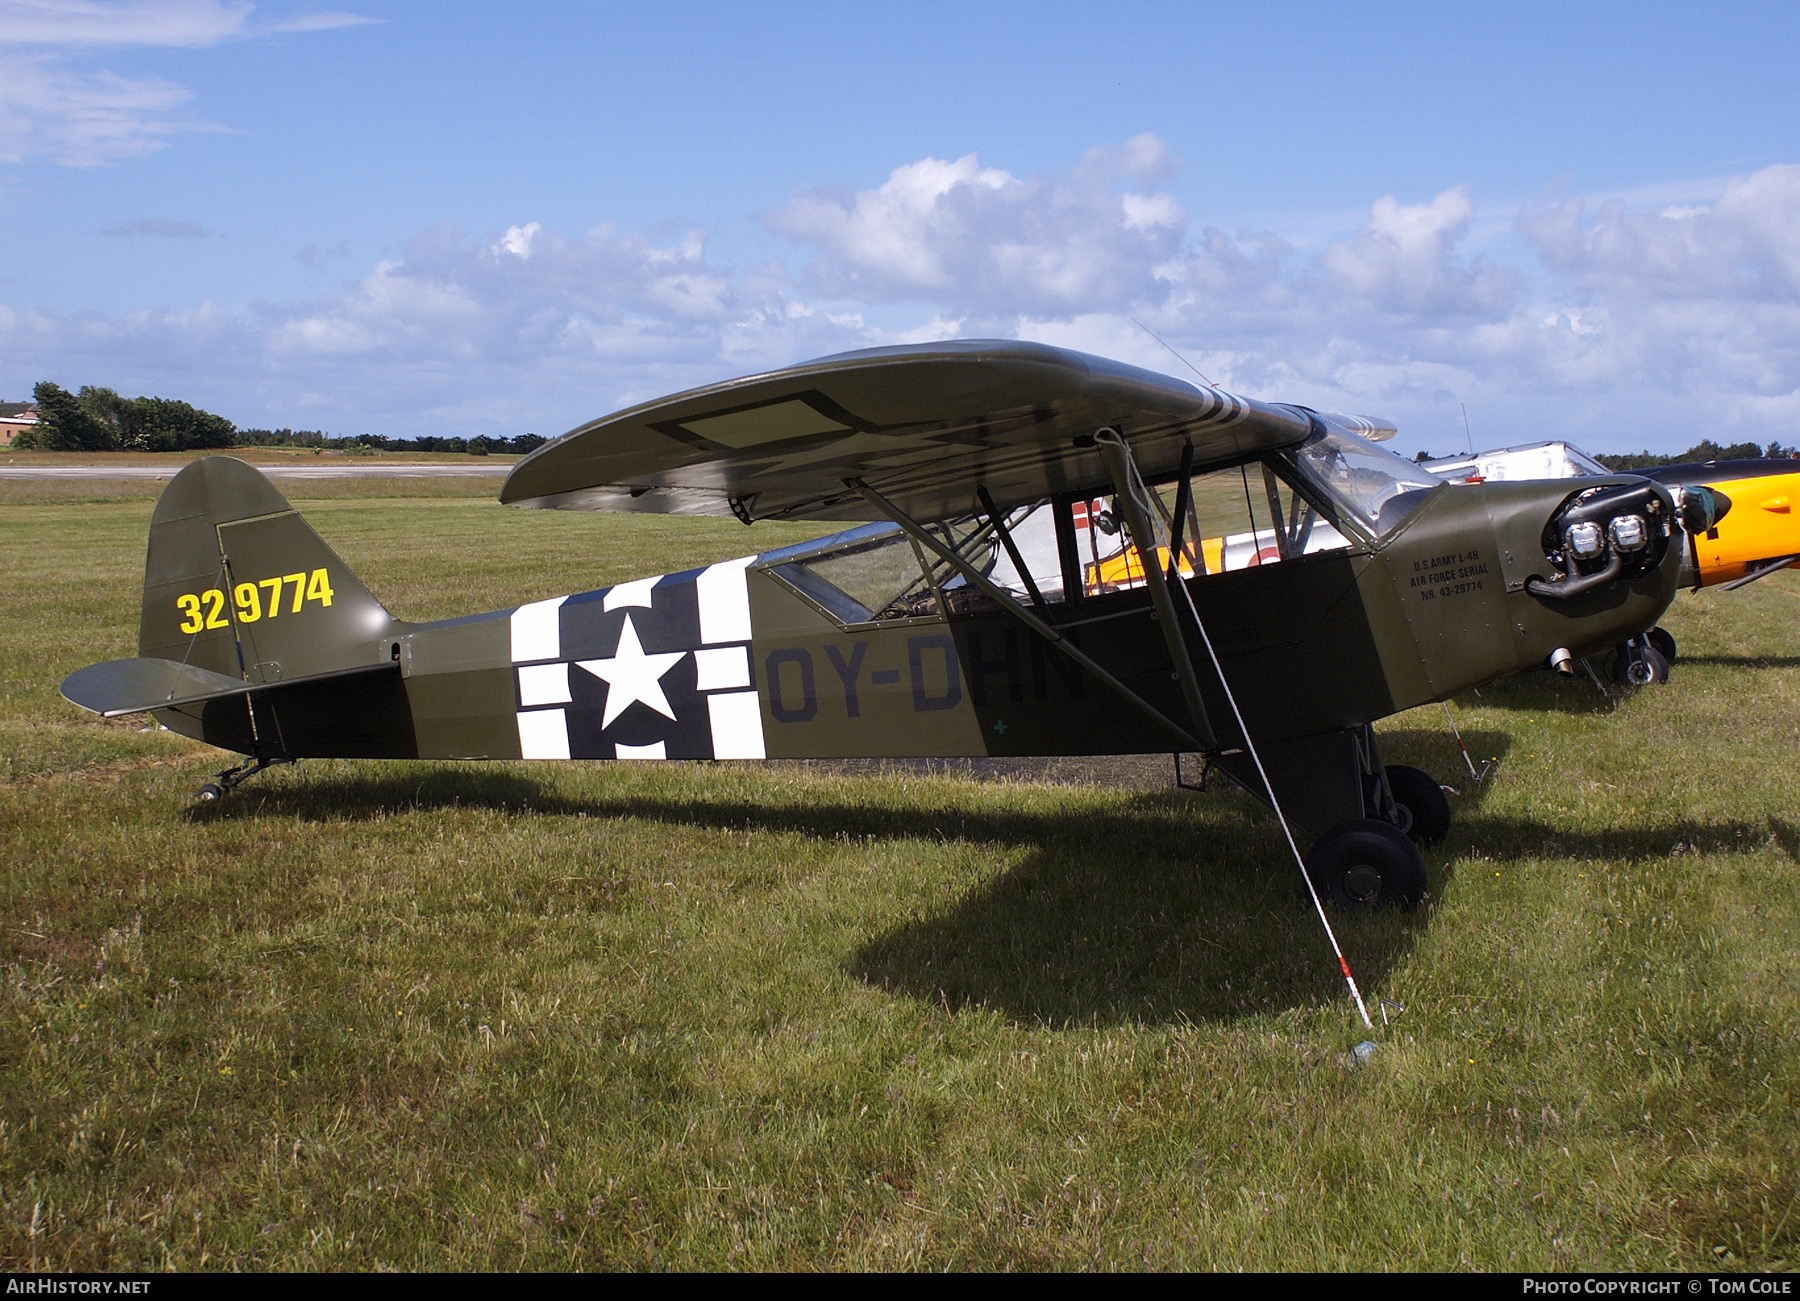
[0,402,37,447]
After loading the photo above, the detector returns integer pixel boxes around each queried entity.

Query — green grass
[2,483,1797,1270]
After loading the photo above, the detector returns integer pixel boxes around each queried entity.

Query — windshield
[1287,426,1440,534]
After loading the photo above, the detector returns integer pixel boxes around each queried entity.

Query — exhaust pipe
[1527,549,1623,600]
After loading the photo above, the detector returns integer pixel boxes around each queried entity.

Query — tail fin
[140,456,401,683]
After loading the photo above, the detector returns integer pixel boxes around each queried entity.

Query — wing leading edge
[499,340,1323,524]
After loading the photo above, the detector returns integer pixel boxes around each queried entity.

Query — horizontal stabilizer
[62,656,410,721]
[61,657,250,717]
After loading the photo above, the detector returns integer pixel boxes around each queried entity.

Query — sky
[2,1,1798,455]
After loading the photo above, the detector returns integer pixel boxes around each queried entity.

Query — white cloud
[0,1,377,168]
[0,219,875,436]
[1003,156,1800,453]
[493,222,541,260]
[99,216,211,236]
[5,141,1800,455]
[268,10,375,33]
[0,0,376,45]
[1318,186,1519,316]
[0,0,252,47]
[764,134,1188,318]
[1519,164,1800,302]
[0,56,201,164]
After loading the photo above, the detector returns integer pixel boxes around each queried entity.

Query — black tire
[1385,764,1451,847]
[1647,626,1677,662]
[1305,819,1428,909]
[197,782,225,802]
[1624,645,1670,686]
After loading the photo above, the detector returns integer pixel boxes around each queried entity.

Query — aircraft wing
[500,340,1319,523]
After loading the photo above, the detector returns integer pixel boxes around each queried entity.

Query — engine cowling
[1527,480,1676,600]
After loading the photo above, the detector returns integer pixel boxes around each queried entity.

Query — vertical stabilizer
[139,457,400,684]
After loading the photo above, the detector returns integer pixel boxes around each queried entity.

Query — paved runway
[0,461,510,480]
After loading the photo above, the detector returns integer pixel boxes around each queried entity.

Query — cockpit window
[765,523,936,623]
[763,508,1069,625]
[1074,458,1356,593]
[1285,426,1440,535]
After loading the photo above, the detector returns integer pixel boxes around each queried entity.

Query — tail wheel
[1384,764,1451,847]
[196,782,225,802]
[1646,626,1677,662]
[1305,819,1427,910]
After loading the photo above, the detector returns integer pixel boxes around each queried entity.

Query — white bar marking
[516,708,570,760]
[693,645,751,691]
[516,662,572,708]
[510,597,566,663]
[697,557,755,644]
[602,576,659,611]
[707,690,765,760]
[614,740,667,760]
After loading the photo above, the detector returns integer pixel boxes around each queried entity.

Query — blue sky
[2,1,1798,454]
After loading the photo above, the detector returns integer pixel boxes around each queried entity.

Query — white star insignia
[575,614,686,729]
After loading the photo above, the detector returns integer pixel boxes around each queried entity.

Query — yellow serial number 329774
[176,568,335,633]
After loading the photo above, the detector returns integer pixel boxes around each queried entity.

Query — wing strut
[975,485,1048,616]
[846,477,1206,754]
[1094,430,1218,751]
[1095,428,1372,1030]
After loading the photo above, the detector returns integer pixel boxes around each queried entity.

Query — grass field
[2,477,1796,1270]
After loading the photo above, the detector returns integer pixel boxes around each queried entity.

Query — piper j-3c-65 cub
[62,341,1717,911]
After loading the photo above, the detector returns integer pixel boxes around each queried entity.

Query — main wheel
[1384,764,1451,847]
[1623,645,1670,686]
[196,782,225,802]
[1646,626,1677,662]
[1305,819,1427,909]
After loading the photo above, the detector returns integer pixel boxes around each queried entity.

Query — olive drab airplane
[60,341,1720,912]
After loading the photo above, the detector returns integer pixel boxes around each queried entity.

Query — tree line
[1410,438,1796,469]
[15,381,546,455]
[1592,440,1795,471]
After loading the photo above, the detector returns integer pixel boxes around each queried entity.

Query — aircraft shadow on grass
[198,734,1792,1028]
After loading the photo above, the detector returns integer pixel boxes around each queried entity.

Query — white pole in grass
[1174,571,1374,1030]
[1108,435,1374,1031]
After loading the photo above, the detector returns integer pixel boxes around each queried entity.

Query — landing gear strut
[196,754,290,802]
[1299,729,1440,908]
